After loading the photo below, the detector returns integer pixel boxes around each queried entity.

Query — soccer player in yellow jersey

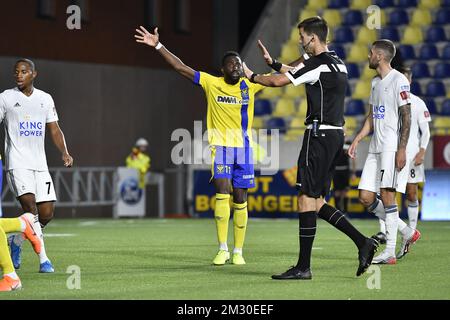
[135,26,265,265]
[0,213,41,291]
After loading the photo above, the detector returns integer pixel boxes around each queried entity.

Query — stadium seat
[345,99,366,116]
[419,44,439,60]
[398,45,416,60]
[422,98,437,115]
[284,85,306,99]
[272,98,296,117]
[352,80,372,99]
[443,0,450,7]
[350,0,371,9]
[346,85,352,97]
[322,9,342,28]
[285,117,306,140]
[402,26,423,45]
[328,0,350,8]
[288,27,300,43]
[328,44,346,59]
[434,9,450,25]
[258,86,282,99]
[347,43,369,63]
[397,0,417,7]
[418,0,440,9]
[434,63,450,79]
[356,27,377,44]
[388,9,409,25]
[299,9,318,22]
[343,10,364,26]
[347,63,360,79]
[410,81,422,96]
[374,0,394,7]
[252,117,264,129]
[361,63,377,79]
[297,99,308,118]
[280,42,300,63]
[442,44,450,60]
[410,9,432,27]
[380,27,400,42]
[254,99,272,116]
[441,99,450,116]
[344,117,359,137]
[425,81,446,97]
[306,0,328,10]
[433,117,450,135]
[266,117,287,134]
[411,62,431,78]
[426,26,447,42]
[334,27,354,43]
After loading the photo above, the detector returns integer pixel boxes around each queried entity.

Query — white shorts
[6,169,57,203]
[358,152,411,194]
[407,159,425,184]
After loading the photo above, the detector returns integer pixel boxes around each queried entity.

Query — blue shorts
[211,146,255,189]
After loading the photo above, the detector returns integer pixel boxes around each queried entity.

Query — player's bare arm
[415,121,430,166]
[348,106,373,159]
[396,104,411,171]
[47,121,73,167]
[257,40,304,73]
[243,62,290,87]
[135,26,195,81]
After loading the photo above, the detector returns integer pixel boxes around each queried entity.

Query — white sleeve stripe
[286,64,347,86]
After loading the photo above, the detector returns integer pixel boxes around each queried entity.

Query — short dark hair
[15,58,35,71]
[298,16,328,43]
[372,39,396,62]
[222,51,241,66]
[396,65,412,78]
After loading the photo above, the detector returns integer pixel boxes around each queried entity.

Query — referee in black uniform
[244,17,378,279]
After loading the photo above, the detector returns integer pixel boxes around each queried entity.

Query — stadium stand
[254,0,450,138]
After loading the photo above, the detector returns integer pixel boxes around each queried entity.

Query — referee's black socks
[296,211,316,271]
[318,204,366,249]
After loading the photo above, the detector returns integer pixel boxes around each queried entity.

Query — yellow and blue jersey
[193,71,265,148]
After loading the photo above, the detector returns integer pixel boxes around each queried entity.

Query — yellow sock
[214,193,230,245]
[0,218,22,233]
[233,202,248,250]
[0,225,15,274]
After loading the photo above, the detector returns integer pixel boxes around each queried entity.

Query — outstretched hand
[257,40,273,65]
[135,26,160,47]
[242,62,254,79]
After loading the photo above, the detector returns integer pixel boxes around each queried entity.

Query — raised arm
[348,106,374,159]
[47,121,73,167]
[135,26,195,81]
[257,40,304,73]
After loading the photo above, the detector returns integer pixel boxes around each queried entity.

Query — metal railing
[1,167,117,208]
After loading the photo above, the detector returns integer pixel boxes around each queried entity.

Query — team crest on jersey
[216,165,224,174]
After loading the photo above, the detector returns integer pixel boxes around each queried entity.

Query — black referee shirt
[286,51,348,127]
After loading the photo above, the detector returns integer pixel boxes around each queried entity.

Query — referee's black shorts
[296,128,344,198]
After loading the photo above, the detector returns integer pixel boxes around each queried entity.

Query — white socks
[384,205,399,255]
[408,200,419,230]
[219,243,228,252]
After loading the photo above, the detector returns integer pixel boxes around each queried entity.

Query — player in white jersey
[0,59,73,273]
[376,66,430,259]
[348,40,419,265]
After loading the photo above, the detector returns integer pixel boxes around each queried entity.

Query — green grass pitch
[1,218,449,300]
